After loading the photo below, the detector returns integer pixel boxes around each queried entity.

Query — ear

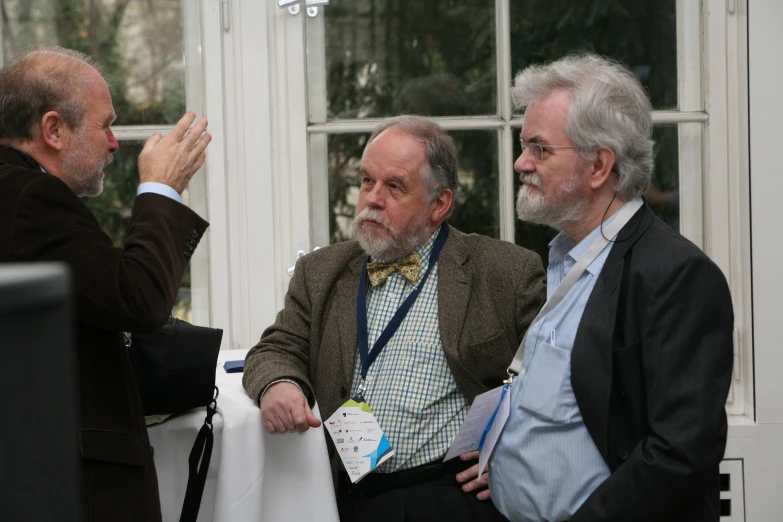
[587,146,617,191]
[39,110,68,152]
[430,188,453,225]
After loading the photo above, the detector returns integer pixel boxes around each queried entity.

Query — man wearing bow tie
[243,115,545,521]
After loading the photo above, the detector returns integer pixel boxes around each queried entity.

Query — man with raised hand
[0,46,212,522]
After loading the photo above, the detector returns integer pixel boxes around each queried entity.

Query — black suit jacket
[0,146,209,522]
[570,205,734,522]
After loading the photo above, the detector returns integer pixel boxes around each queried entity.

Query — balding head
[0,45,105,144]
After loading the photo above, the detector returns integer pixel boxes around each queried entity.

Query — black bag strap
[179,387,219,522]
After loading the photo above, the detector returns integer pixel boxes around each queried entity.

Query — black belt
[340,458,471,496]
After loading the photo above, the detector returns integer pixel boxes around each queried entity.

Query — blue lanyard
[356,223,450,382]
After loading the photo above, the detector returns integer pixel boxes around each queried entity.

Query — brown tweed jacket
[243,227,546,481]
[0,145,208,522]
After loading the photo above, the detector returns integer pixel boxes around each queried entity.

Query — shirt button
[619,449,629,460]
[520,368,527,376]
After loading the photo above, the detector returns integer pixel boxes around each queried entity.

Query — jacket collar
[0,144,43,171]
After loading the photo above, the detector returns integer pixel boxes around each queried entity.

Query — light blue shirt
[137,182,182,203]
[489,205,630,522]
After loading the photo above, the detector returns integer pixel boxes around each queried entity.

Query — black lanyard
[357,223,450,383]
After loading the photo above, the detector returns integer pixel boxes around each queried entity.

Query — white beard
[516,172,588,230]
[63,128,113,197]
[351,207,432,262]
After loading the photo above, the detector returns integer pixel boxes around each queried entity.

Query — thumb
[142,131,162,153]
[305,403,322,428]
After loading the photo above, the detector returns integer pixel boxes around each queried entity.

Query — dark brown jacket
[0,146,208,522]
[243,227,546,484]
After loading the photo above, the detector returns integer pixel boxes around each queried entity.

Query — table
[148,349,339,522]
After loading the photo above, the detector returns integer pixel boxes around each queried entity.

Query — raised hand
[137,111,212,194]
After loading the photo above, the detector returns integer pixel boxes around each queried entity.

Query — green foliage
[322,0,680,261]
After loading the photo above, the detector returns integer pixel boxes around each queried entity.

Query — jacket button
[190,229,199,239]
[619,449,629,460]
[340,387,347,398]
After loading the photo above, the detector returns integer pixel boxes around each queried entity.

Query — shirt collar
[548,201,632,275]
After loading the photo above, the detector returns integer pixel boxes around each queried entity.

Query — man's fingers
[262,418,276,434]
[142,131,162,153]
[263,411,284,433]
[460,450,479,461]
[305,404,322,428]
[476,489,492,501]
[292,405,310,433]
[186,133,211,169]
[181,117,208,150]
[456,462,479,483]
[168,111,197,143]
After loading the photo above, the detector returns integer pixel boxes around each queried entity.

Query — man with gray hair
[0,46,211,521]
[243,115,545,521]
[484,54,734,521]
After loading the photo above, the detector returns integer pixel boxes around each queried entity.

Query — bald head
[0,45,105,144]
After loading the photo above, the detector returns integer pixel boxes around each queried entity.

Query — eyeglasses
[520,140,578,162]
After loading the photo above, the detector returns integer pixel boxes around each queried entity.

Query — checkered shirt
[350,229,469,472]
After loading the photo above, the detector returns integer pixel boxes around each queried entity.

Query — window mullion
[496,0,514,243]
[112,125,174,141]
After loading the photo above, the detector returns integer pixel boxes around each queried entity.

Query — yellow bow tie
[366,252,421,287]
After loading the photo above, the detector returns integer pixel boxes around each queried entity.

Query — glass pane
[322,130,499,245]
[311,0,497,121]
[648,124,680,231]
[509,0,679,110]
[511,124,682,262]
[449,130,500,238]
[1,0,186,125]
[83,141,192,321]
[324,133,368,244]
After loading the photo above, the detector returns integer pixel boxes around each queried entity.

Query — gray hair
[364,115,459,217]
[511,53,654,199]
[0,45,104,143]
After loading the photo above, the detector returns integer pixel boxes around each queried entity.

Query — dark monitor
[0,263,82,522]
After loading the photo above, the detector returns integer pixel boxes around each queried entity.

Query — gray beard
[515,172,588,230]
[352,208,432,262]
[63,130,113,197]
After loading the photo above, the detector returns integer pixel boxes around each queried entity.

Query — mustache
[521,173,542,191]
[354,208,391,229]
[104,153,114,167]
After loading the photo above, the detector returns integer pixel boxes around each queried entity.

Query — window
[0,0,210,325]
[304,0,696,255]
[271,0,751,415]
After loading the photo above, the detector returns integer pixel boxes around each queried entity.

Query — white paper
[478,386,510,476]
[324,398,395,483]
[443,386,506,461]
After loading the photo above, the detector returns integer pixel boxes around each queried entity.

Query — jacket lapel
[335,254,365,389]
[437,231,472,363]
[571,205,654,462]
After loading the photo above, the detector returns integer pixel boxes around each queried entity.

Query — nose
[514,148,535,174]
[107,128,119,153]
[363,182,386,210]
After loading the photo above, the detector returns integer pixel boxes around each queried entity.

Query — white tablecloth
[148,349,339,522]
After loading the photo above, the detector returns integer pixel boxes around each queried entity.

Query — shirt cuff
[259,379,305,405]
[137,182,183,204]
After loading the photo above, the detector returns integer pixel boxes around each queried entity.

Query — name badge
[324,397,394,483]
